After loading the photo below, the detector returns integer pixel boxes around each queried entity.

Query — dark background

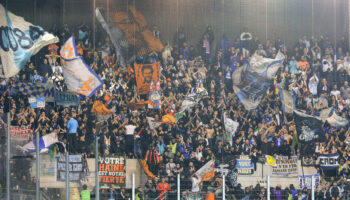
[0,0,349,48]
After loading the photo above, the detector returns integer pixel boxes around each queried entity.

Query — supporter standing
[67,113,79,153]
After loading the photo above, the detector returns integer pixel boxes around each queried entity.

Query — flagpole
[36,131,40,200]
[95,135,100,200]
[6,112,10,200]
[66,150,69,200]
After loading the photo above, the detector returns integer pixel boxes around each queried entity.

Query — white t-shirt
[330,90,341,100]
[125,125,136,135]
[191,177,201,192]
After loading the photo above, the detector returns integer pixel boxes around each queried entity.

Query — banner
[55,91,78,107]
[195,160,215,182]
[327,113,348,127]
[280,89,294,114]
[271,156,298,176]
[57,154,87,182]
[148,82,161,109]
[99,156,125,186]
[109,6,163,57]
[60,36,103,97]
[293,110,325,143]
[236,155,254,175]
[317,154,339,168]
[134,62,160,94]
[299,174,320,189]
[28,96,45,108]
[10,125,31,140]
[13,82,55,102]
[95,8,130,68]
[232,52,284,110]
[0,4,59,78]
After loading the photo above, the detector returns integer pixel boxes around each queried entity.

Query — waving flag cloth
[327,113,348,127]
[95,8,130,68]
[174,90,208,122]
[146,117,162,130]
[279,89,294,114]
[0,4,58,78]
[17,132,58,153]
[109,5,163,57]
[232,52,284,110]
[293,110,325,143]
[195,160,215,185]
[224,112,239,140]
[91,100,113,122]
[60,36,102,97]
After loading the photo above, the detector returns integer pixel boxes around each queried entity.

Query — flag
[95,8,130,68]
[233,52,284,110]
[60,36,103,97]
[28,96,45,108]
[293,110,325,143]
[265,155,277,167]
[161,114,175,124]
[327,113,348,127]
[140,160,156,179]
[280,89,294,114]
[17,132,58,153]
[127,100,150,111]
[179,90,208,113]
[134,62,160,94]
[148,82,161,109]
[0,4,59,78]
[108,6,163,57]
[319,107,333,122]
[91,100,113,122]
[13,82,55,102]
[224,112,239,138]
[146,117,161,130]
[195,160,215,182]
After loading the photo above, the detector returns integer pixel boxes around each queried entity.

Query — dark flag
[293,110,325,143]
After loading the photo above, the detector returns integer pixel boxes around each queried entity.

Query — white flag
[0,4,59,78]
[60,36,103,97]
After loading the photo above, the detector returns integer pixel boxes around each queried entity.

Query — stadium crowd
[0,21,350,200]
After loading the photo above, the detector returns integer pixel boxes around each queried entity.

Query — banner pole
[177,173,180,200]
[6,112,10,200]
[267,175,270,200]
[66,151,69,200]
[36,131,40,200]
[222,174,225,200]
[95,136,99,200]
[132,173,135,200]
[311,175,315,200]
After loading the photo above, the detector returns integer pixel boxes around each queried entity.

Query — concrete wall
[31,155,146,190]
[237,160,317,189]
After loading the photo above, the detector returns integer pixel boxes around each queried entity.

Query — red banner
[10,125,31,140]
